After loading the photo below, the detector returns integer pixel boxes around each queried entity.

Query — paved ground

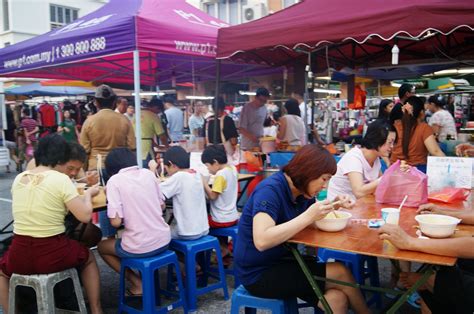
[0,162,419,313]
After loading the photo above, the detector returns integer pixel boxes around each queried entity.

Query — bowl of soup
[415,214,461,238]
[315,211,352,232]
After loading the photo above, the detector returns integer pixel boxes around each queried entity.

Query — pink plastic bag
[375,160,428,207]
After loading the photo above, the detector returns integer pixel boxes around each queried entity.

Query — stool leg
[68,269,87,313]
[185,251,198,311]
[7,276,19,314]
[142,268,155,312]
[118,264,127,312]
[213,244,229,300]
[34,279,54,314]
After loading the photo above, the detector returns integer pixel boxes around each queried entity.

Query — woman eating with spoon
[234,144,370,314]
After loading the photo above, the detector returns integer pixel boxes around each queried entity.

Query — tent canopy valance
[5,83,94,96]
[0,0,271,86]
[216,0,474,76]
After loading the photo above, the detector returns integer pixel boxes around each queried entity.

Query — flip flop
[406,291,421,309]
[125,289,142,298]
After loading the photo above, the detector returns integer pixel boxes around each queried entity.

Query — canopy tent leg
[213,59,221,145]
[133,50,142,167]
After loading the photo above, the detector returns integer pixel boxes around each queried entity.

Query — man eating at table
[378,204,474,314]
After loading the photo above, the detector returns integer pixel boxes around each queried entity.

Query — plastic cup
[381,207,400,225]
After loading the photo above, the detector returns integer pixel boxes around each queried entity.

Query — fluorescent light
[131,92,166,96]
[428,68,474,76]
[458,68,474,74]
[313,88,341,94]
[185,96,215,100]
[315,76,331,80]
[239,91,256,96]
[390,82,402,88]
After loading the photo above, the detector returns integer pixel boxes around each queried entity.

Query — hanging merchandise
[349,85,366,110]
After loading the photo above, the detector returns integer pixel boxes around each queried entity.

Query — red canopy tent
[217,0,474,75]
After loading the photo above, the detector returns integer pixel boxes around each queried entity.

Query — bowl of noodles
[415,214,461,238]
[315,211,352,232]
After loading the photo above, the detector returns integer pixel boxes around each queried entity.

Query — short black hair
[256,87,270,97]
[34,134,70,167]
[163,96,175,104]
[95,97,116,109]
[105,148,137,177]
[398,83,414,99]
[428,95,445,108]
[163,146,190,169]
[201,145,227,165]
[361,119,395,150]
[264,117,273,127]
[212,97,226,113]
[284,98,301,116]
[67,142,87,164]
[22,107,31,116]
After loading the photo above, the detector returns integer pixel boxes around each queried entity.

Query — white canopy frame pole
[133,50,143,167]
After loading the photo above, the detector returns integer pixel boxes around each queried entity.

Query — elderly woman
[234,145,370,314]
[0,134,103,314]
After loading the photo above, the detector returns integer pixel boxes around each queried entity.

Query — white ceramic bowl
[315,211,352,232]
[415,214,461,238]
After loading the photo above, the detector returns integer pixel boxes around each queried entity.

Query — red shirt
[39,104,56,127]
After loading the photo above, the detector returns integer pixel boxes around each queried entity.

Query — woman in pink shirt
[98,148,170,296]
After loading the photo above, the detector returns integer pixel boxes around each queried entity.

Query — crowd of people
[0,82,473,314]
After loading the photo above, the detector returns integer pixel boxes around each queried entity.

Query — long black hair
[377,99,393,120]
[402,96,425,159]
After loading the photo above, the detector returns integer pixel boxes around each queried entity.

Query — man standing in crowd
[239,87,270,150]
[80,85,136,171]
[164,96,184,142]
[115,97,128,114]
[133,98,167,167]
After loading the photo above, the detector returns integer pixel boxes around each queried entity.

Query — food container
[76,183,87,195]
[260,137,276,154]
[315,211,352,232]
[415,214,461,238]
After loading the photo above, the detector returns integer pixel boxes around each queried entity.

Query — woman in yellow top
[0,134,103,314]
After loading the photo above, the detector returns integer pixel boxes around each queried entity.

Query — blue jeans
[99,211,117,238]
[415,164,427,174]
[115,239,169,258]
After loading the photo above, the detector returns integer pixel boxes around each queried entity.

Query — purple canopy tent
[0,0,271,164]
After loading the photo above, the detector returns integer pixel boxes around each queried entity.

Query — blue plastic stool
[231,285,300,314]
[209,226,239,288]
[318,248,381,308]
[169,235,229,311]
[118,250,187,314]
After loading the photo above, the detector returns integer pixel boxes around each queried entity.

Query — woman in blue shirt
[234,145,370,313]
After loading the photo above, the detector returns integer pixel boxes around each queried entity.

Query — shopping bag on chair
[375,160,428,207]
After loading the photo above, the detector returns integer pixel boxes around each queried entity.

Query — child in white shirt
[160,146,209,240]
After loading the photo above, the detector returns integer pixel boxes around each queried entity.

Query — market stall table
[288,194,474,314]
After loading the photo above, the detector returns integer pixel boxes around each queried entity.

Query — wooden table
[288,193,474,313]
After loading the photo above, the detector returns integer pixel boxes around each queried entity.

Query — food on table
[415,214,461,238]
[316,211,352,232]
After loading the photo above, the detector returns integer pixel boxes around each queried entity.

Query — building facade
[194,0,299,25]
[0,0,107,48]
